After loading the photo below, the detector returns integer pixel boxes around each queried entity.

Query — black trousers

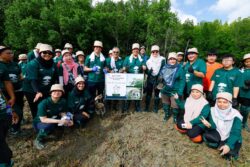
[87,82,104,99]
[0,117,12,164]
[177,119,203,138]
[145,80,160,98]
[203,129,242,159]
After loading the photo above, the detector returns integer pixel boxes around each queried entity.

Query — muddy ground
[7,101,250,167]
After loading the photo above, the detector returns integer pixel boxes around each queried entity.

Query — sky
[93,0,250,25]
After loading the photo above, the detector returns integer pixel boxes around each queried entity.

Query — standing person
[203,51,222,104]
[0,46,17,166]
[18,54,28,78]
[122,43,146,112]
[177,52,185,66]
[208,54,241,108]
[27,43,42,62]
[4,51,24,135]
[174,84,210,143]
[76,50,88,81]
[159,52,185,122]
[239,53,250,131]
[105,47,124,111]
[144,45,165,113]
[140,46,149,63]
[202,92,242,160]
[84,40,106,98]
[53,49,62,64]
[68,76,94,127]
[33,84,73,150]
[23,44,58,119]
[184,48,206,97]
[58,50,79,96]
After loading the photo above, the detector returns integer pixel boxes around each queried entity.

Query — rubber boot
[240,105,250,132]
[33,129,48,150]
[144,96,151,112]
[153,97,160,113]
[135,101,141,112]
[172,108,179,124]
[163,103,171,121]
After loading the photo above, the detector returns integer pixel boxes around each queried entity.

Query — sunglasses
[151,51,159,53]
[113,51,119,54]
[41,51,53,55]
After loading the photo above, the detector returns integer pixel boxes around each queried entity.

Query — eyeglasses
[151,51,159,53]
[113,51,119,54]
[41,51,53,55]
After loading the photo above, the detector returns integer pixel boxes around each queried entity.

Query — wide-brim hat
[39,44,53,53]
[191,84,203,93]
[75,76,85,85]
[76,51,85,57]
[132,43,140,50]
[168,52,177,59]
[216,92,232,103]
[50,84,64,93]
[187,47,199,54]
[243,53,250,60]
[93,40,103,48]
[151,45,159,52]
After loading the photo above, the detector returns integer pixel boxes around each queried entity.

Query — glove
[103,69,108,74]
[188,66,194,73]
[206,91,213,102]
[92,66,98,72]
[232,98,238,108]
[244,80,250,87]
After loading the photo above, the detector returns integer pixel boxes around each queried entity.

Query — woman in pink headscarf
[59,49,79,96]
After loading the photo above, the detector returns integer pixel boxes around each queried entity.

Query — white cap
[216,92,232,103]
[62,49,71,56]
[243,53,250,60]
[18,54,27,60]
[64,43,73,49]
[35,43,42,50]
[39,44,53,53]
[75,76,85,85]
[168,52,177,59]
[76,51,84,56]
[187,47,199,54]
[132,43,140,50]
[93,40,103,48]
[191,84,203,93]
[50,84,64,93]
[109,50,113,54]
[55,49,61,52]
[151,45,159,52]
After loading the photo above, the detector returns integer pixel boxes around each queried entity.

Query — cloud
[210,0,250,22]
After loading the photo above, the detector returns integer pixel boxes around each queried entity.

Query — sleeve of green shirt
[37,99,48,117]
[198,59,206,75]
[226,117,242,150]
[190,104,210,126]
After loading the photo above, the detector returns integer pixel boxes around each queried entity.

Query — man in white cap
[184,47,206,96]
[18,54,28,78]
[122,43,146,112]
[108,50,113,58]
[27,42,42,61]
[84,40,106,98]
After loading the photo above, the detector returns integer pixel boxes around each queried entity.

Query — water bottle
[6,105,13,116]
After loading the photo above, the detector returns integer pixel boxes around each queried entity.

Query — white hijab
[211,103,242,141]
[146,54,165,76]
[184,95,208,123]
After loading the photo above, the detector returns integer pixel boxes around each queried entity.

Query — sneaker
[33,139,45,150]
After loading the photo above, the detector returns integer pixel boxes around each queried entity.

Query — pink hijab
[62,56,78,85]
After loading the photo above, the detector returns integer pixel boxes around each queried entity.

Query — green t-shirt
[33,97,67,124]
[211,67,242,99]
[106,57,124,72]
[84,54,106,82]
[18,62,27,78]
[184,58,206,93]
[6,61,22,91]
[239,68,250,99]
[23,59,57,94]
[68,88,94,114]
[123,55,146,73]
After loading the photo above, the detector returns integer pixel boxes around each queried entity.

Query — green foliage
[1,0,250,61]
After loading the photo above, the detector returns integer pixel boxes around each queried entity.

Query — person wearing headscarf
[174,84,210,143]
[159,52,185,122]
[144,45,165,113]
[202,92,242,160]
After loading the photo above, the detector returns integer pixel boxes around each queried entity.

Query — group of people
[0,40,249,166]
